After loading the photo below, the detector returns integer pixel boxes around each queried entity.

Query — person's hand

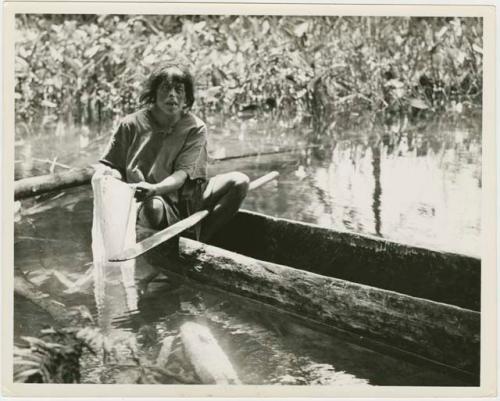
[92,164,122,180]
[131,181,158,201]
[102,168,122,180]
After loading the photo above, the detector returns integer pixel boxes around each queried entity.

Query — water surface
[14,185,469,385]
[13,113,481,385]
[15,113,481,255]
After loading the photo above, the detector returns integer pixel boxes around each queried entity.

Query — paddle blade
[108,210,209,262]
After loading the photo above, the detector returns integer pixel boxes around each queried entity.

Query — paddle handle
[169,171,279,235]
[248,171,279,191]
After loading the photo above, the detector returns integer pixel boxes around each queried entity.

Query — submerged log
[155,336,176,368]
[162,238,480,376]
[154,326,240,385]
[14,269,92,326]
[14,270,68,321]
[179,322,240,385]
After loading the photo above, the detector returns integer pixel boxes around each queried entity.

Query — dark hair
[139,64,195,109]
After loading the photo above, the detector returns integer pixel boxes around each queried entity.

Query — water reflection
[15,114,481,256]
[238,119,481,256]
[371,143,382,236]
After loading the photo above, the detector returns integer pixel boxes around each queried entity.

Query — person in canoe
[95,63,250,247]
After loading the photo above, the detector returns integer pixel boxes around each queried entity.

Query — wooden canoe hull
[14,169,480,310]
[151,236,479,381]
[209,210,481,311]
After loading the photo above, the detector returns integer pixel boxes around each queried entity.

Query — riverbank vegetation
[15,14,483,134]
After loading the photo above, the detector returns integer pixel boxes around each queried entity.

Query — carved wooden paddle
[109,171,279,262]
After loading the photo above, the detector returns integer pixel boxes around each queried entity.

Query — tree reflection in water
[15,113,482,256]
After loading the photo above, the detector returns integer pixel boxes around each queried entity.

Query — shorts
[136,178,207,238]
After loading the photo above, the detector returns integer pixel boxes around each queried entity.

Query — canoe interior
[161,237,479,381]
[208,210,481,311]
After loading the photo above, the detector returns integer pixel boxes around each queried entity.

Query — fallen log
[15,166,95,200]
[14,148,302,200]
[161,238,480,377]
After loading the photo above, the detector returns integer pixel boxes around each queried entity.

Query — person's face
[155,71,187,119]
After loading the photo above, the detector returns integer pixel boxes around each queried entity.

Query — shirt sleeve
[99,121,132,177]
[174,124,208,180]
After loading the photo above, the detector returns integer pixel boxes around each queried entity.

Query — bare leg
[138,197,168,230]
[200,172,249,241]
[137,196,180,293]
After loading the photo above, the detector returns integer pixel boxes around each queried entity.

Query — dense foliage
[15,14,483,131]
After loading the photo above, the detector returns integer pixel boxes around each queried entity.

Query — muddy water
[14,186,469,385]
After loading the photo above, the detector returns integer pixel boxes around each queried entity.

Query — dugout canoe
[14,169,481,382]
[144,209,480,383]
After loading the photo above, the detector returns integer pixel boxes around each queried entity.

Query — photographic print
[3,2,496,398]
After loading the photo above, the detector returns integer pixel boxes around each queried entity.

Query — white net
[91,175,138,333]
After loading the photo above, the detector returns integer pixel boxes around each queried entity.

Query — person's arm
[97,121,131,180]
[174,124,208,182]
[134,123,208,201]
[132,170,188,200]
[155,170,188,194]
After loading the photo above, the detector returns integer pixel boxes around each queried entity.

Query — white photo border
[2,1,496,398]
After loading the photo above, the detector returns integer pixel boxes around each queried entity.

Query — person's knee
[203,172,249,211]
[230,172,249,200]
[141,198,166,229]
